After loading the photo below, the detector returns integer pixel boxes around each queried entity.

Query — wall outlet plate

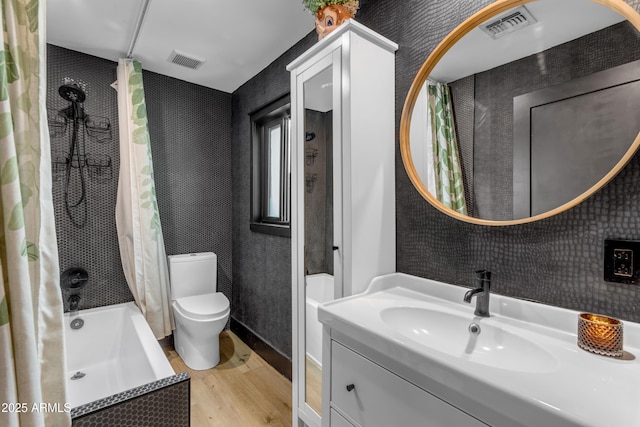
[604,239,640,284]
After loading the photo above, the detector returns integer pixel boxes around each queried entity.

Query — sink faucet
[68,294,81,313]
[463,270,491,317]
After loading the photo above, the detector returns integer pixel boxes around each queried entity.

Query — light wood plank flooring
[164,331,292,427]
[305,356,322,415]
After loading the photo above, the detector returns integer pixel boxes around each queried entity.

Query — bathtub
[305,273,334,367]
[64,302,175,408]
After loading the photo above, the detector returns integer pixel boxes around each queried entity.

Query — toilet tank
[168,252,217,300]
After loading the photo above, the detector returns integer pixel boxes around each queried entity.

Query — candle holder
[578,313,623,358]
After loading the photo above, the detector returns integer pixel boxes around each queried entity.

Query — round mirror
[400,0,640,225]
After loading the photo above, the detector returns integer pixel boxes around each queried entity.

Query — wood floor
[164,331,293,427]
[305,356,322,415]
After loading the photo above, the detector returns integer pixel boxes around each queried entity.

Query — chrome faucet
[68,294,81,312]
[463,270,491,317]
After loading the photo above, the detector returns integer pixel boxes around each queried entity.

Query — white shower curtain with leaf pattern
[427,82,467,214]
[0,0,70,426]
[115,59,174,339]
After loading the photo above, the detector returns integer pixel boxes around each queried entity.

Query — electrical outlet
[613,249,633,277]
[604,239,640,284]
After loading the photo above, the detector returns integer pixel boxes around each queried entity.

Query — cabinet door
[330,342,489,427]
[289,22,398,427]
[293,47,343,426]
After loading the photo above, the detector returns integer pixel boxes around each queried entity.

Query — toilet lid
[175,293,229,319]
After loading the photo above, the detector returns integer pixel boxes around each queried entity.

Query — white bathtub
[64,302,175,408]
[305,273,334,367]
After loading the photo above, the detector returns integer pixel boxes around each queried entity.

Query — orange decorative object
[577,313,623,358]
[315,4,355,40]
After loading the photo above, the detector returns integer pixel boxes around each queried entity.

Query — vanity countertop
[318,273,640,427]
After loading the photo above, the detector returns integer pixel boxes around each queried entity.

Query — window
[250,94,291,236]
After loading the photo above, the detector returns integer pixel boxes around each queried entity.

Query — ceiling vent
[168,50,206,70]
[480,6,537,39]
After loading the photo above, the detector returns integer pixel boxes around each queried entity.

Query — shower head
[305,131,316,142]
[59,83,86,103]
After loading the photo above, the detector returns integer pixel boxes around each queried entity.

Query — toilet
[168,252,230,370]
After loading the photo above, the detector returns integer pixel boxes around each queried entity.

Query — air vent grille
[168,50,206,70]
[480,6,537,39]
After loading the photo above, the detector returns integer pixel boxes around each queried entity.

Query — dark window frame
[250,94,291,237]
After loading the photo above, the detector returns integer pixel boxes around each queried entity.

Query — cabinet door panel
[330,342,488,427]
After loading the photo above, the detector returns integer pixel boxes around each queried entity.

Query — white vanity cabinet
[327,337,489,427]
[287,20,398,427]
[319,273,640,427]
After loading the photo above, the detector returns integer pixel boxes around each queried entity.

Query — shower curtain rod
[126,0,151,59]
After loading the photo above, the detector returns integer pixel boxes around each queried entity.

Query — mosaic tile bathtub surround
[71,372,190,427]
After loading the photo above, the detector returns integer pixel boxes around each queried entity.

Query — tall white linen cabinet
[287,20,398,427]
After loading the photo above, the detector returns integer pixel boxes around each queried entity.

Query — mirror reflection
[408,0,640,222]
[303,66,334,416]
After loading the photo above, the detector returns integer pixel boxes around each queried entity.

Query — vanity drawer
[330,341,488,427]
[331,409,355,427]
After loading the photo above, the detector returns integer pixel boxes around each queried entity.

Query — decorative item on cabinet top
[303,0,360,40]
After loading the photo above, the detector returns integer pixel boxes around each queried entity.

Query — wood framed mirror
[400,0,640,226]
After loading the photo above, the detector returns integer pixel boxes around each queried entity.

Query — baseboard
[230,317,292,381]
[158,334,174,349]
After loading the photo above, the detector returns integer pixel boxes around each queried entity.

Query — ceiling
[46,0,316,93]
[430,0,626,83]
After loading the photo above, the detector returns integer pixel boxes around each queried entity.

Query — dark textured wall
[50,0,640,364]
[233,0,640,361]
[450,21,640,220]
[144,69,233,302]
[383,0,640,323]
[231,32,316,358]
[47,45,130,311]
[304,109,333,276]
[48,45,233,311]
[450,75,475,217]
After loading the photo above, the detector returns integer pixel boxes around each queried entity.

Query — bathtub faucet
[70,272,88,287]
[68,294,81,312]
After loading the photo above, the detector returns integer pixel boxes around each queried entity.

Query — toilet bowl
[168,252,230,370]
[172,293,230,370]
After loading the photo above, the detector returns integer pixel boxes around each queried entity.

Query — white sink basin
[380,306,558,373]
[318,273,640,427]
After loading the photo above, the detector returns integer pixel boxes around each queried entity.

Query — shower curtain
[0,0,70,426]
[115,59,173,339]
[428,82,467,214]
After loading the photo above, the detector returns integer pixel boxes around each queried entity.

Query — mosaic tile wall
[48,45,233,311]
[233,0,640,361]
[143,70,233,304]
[47,45,131,311]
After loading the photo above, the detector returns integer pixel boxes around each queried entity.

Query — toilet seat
[174,292,229,320]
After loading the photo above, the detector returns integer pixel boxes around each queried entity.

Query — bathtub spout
[68,294,81,312]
